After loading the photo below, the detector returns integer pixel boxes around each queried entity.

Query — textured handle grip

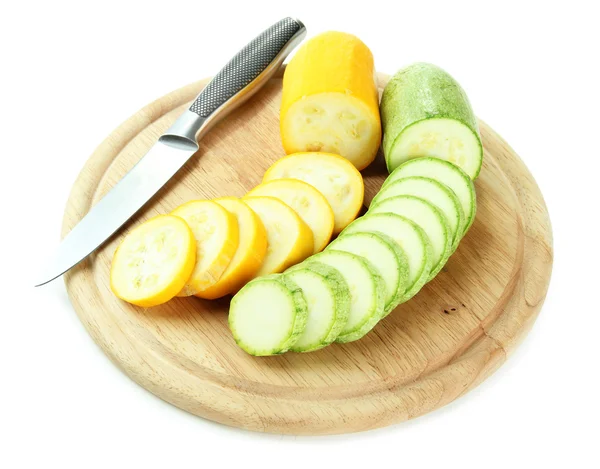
[189,18,304,117]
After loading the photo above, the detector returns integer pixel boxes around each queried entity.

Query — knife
[35,17,306,287]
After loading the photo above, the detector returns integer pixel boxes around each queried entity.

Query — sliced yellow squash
[263,152,364,234]
[280,31,381,170]
[110,215,196,307]
[246,179,334,253]
[196,197,268,299]
[171,200,239,296]
[243,196,314,277]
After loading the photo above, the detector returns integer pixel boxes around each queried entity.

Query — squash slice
[243,196,313,277]
[246,179,334,253]
[263,152,364,233]
[171,200,239,296]
[110,215,196,307]
[196,197,267,299]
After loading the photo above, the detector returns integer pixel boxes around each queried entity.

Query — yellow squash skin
[171,200,239,296]
[196,197,268,299]
[243,196,314,277]
[110,215,196,307]
[280,31,381,170]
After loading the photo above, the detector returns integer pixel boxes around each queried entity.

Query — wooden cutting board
[63,68,553,435]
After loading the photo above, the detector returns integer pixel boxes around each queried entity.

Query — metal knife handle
[161,17,306,149]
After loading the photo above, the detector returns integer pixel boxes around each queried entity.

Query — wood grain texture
[63,68,553,435]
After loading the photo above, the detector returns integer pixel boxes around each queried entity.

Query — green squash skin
[381,63,483,178]
[277,275,309,353]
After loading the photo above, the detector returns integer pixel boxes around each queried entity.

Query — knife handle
[161,17,306,149]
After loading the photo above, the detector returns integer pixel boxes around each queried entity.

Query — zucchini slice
[371,176,464,251]
[284,262,350,352]
[307,251,386,343]
[383,157,477,235]
[368,195,452,279]
[341,213,432,301]
[229,275,308,356]
[327,232,408,316]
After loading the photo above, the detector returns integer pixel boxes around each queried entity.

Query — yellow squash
[110,215,196,307]
[246,178,334,253]
[196,197,267,299]
[243,196,314,276]
[280,31,381,170]
[263,152,364,234]
[171,200,239,296]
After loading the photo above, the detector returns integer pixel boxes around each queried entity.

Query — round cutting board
[63,68,553,435]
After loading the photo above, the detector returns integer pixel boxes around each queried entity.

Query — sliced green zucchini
[284,262,350,352]
[341,212,432,301]
[384,157,476,235]
[381,63,483,179]
[306,251,386,343]
[229,275,307,356]
[368,195,451,279]
[371,176,464,251]
[327,232,408,316]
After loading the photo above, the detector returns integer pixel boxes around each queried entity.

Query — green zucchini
[341,212,432,301]
[284,262,350,352]
[384,157,476,235]
[306,251,386,343]
[327,231,409,316]
[229,275,308,356]
[371,176,464,251]
[368,195,451,279]
[381,63,483,179]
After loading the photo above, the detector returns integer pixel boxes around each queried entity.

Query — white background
[2,1,599,468]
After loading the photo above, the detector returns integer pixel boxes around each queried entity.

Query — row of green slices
[229,157,477,356]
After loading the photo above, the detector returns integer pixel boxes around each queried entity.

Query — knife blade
[35,17,306,287]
